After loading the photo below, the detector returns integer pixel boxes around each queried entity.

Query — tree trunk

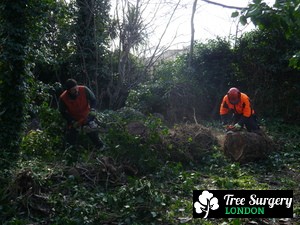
[76,0,96,82]
[0,1,28,156]
[189,0,198,67]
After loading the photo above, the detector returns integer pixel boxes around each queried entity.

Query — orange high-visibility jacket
[60,86,90,124]
[220,93,255,117]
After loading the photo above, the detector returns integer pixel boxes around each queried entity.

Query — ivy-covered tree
[29,0,76,84]
[0,0,68,158]
[0,0,29,157]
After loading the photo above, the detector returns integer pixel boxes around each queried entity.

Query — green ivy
[0,1,29,159]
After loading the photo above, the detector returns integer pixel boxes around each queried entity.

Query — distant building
[143,46,189,74]
[155,48,189,63]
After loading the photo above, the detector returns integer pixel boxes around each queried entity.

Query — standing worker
[220,87,260,132]
[59,78,104,149]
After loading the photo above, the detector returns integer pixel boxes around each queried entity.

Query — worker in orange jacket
[220,87,260,132]
[59,78,104,149]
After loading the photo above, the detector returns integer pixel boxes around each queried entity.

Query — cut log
[223,131,275,163]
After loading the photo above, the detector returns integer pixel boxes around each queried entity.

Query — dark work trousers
[233,114,260,132]
[65,126,103,149]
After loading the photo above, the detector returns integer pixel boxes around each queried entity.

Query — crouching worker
[220,87,260,132]
[59,78,104,149]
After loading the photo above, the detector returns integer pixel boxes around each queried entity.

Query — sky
[163,0,253,47]
[111,0,275,53]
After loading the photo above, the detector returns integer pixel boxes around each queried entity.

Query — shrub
[101,109,167,174]
[20,103,64,160]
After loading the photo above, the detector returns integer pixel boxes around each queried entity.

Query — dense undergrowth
[0,109,299,225]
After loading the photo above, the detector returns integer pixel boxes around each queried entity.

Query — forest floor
[1,120,299,225]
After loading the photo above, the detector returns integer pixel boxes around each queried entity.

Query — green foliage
[73,0,111,84]
[230,0,300,123]
[188,38,237,119]
[289,52,300,69]
[130,24,299,124]
[265,119,300,152]
[121,2,147,49]
[15,78,65,161]
[26,0,77,82]
[127,56,186,112]
[100,108,168,174]
[114,178,169,224]
[1,0,300,223]
[20,103,64,160]
[126,80,169,114]
[26,0,73,62]
[127,56,203,122]
[21,130,54,159]
[106,50,146,108]
[235,29,300,121]
[0,1,29,155]
[25,79,52,116]
[241,0,300,69]
[127,38,238,121]
[1,120,299,224]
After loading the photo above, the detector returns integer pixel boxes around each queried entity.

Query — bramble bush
[99,108,169,174]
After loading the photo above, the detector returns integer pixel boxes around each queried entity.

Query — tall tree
[74,0,110,99]
[108,0,185,109]
[108,0,147,109]
[189,0,198,67]
[0,0,28,157]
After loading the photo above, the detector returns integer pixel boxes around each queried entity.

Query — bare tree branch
[200,0,246,10]
[146,0,181,68]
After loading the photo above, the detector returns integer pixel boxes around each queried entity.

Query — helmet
[227,87,241,104]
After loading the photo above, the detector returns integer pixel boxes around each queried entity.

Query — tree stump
[223,131,275,163]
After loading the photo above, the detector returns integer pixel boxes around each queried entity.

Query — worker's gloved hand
[224,124,234,131]
[233,123,242,131]
[89,108,97,118]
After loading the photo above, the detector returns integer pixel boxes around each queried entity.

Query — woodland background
[0,0,299,224]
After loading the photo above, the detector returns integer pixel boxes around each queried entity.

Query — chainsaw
[224,124,242,132]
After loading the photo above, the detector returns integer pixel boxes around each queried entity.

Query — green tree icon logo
[194,191,219,218]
